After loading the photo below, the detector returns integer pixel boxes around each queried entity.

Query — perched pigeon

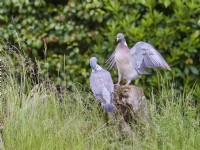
[89,57,116,112]
[107,33,171,86]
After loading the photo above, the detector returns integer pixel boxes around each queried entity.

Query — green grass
[0,50,200,150]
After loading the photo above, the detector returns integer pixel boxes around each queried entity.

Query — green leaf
[184,67,189,75]
[189,66,199,75]
[163,0,171,8]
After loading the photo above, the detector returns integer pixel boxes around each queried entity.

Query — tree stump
[107,85,151,139]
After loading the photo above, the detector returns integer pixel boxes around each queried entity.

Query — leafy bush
[0,0,105,85]
[0,0,200,92]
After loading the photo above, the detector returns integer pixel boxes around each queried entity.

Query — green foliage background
[0,0,200,91]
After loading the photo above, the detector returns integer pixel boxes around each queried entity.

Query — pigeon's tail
[102,103,116,113]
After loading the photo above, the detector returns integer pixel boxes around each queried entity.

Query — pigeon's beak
[116,37,119,42]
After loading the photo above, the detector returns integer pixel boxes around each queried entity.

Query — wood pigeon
[89,57,116,112]
[107,33,171,86]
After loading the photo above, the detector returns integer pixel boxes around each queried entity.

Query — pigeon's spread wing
[130,42,171,74]
[90,69,114,103]
[106,45,119,70]
[106,51,117,70]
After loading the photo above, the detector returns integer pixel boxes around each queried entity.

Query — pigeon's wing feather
[106,45,120,70]
[130,41,171,74]
[101,69,114,92]
[101,69,114,103]
[106,50,117,69]
[90,72,105,103]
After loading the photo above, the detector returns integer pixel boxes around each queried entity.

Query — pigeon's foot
[122,81,131,87]
[114,83,121,88]
[122,83,129,87]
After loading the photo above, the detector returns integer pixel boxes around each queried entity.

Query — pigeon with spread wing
[107,33,171,86]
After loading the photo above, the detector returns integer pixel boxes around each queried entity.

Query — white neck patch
[96,65,102,70]
[124,42,127,46]
[92,65,102,72]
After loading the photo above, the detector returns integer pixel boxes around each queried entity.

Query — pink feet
[122,83,130,87]
[115,81,130,88]
[122,80,131,87]
[114,83,120,88]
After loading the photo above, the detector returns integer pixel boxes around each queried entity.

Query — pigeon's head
[116,33,125,42]
[90,57,102,71]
